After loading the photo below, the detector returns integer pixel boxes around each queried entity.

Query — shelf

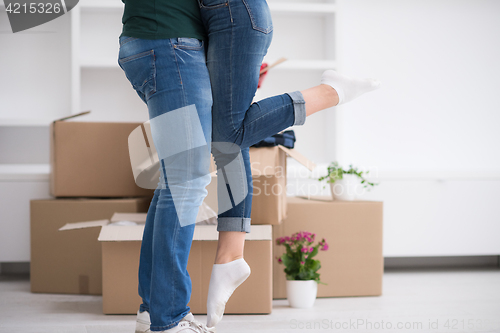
[81,59,120,68]
[80,59,336,70]
[0,164,50,181]
[287,160,500,181]
[78,1,335,15]
[272,60,336,70]
[1,1,337,13]
[0,118,53,126]
[79,0,123,11]
[268,3,336,14]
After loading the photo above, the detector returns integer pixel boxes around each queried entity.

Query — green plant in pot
[318,161,378,200]
[276,231,328,308]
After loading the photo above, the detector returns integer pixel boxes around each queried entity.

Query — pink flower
[309,246,314,252]
[285,236,290,241]
[300,246,308,253]
[304,255,308,259]
[300,261,305,265]
[278,257,283,263]
[321,242,329,251]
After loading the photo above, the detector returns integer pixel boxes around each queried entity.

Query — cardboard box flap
[98,225,144,242]
[59,219,109,231]
[97,222,272,242]
[278,145,316,171]
[246,225,272,240]
[249,146,316,176]
[297,195,333,202]
[111,213,147,223]
[193,225,272,241]
[53,111,91,123]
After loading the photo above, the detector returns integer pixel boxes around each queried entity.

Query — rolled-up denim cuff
[217,217,251,233]
[286,90,306,126]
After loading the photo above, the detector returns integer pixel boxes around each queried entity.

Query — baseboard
[1,257,498,276]
[384,255,500,269]
[0,262,30,275]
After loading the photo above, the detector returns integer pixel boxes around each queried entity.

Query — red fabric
[258,63,269,89]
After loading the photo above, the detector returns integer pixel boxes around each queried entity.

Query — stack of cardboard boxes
[30,115,154,297]
[29,115,307,314]
[30,114,384,315]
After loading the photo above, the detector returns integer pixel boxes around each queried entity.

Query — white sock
[321,70,381,105]
[206,258,251,328]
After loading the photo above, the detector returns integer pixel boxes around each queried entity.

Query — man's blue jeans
[200,0,307,234]
[118,35,212,331]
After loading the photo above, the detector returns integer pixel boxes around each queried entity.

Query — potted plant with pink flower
[276,231,329,308]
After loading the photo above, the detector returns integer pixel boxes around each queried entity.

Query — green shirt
[120,0,206,41]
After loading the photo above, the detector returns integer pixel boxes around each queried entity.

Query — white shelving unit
[0,0,337,124]
[0,0,336,158]
[0,0,338,262]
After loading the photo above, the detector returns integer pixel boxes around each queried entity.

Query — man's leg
[118,36,212,331]
[138,188,160,313]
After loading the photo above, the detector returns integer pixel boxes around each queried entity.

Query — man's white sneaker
[136,310,151,333]
[136,311,216,333]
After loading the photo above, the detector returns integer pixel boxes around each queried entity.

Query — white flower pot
[286,280,318,308]
[330,174,364,201]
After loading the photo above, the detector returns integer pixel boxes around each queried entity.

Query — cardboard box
[61,216,273,315]
[50,113,154,197]
[231,146,315,225]
[30,197,151,295]
[187,227,272,315]
[273,196,383,299]
[174,146,315,226]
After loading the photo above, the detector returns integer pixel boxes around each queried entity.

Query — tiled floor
[0,268,499,333]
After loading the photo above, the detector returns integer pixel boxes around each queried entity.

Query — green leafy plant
[317,161,378,189]
[276,231,328,284]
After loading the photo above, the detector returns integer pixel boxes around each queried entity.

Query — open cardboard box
[60,213,273,315]
[30,197,151,295]
[248,145,315,225]
[191,146,316,225]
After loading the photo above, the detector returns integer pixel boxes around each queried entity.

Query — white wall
[258,12,335,164]
[2,0,500,259]
[335,0,500,173]
[0,10,71,121]
[331,0,500,256]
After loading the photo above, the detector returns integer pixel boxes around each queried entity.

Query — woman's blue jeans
[200,0,307,234]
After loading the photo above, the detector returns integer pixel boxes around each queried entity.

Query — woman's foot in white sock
[206,258,251,328]
[321,70,381,105]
